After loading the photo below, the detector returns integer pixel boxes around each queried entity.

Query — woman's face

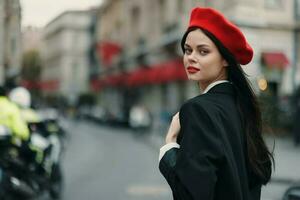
[183,29,228,90]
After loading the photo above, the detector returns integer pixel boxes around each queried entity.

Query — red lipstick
[187,66,200,74]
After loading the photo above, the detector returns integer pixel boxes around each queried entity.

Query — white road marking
[126,184,170,196]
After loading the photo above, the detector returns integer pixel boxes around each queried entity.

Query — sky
[20,0,103,27]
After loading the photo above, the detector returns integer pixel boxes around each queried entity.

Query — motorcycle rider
[8,86,47,166]
[0,85,29,146]
[0,86,64,199]
[9,87,64,199]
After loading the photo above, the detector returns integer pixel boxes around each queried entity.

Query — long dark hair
[181,27,274,185]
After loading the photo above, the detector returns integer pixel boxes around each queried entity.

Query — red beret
[187,7,253,65]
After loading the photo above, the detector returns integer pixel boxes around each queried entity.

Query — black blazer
[159,82,262,200]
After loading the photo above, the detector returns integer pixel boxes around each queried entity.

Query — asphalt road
[60,119,172,200]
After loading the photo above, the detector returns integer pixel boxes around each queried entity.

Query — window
[131,6,141,44]
[159,0,167,27]
[264,0,283,9]
[177,0,184,14]
[296,0,300,19]
[132,6,140,23]
[11,38,16,55]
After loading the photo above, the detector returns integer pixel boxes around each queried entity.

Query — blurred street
[61,119,171,200]
[57,118,300,200]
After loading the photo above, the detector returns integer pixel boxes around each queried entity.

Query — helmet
[9,87,31,108]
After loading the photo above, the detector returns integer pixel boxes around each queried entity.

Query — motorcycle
[0,125,37,200]
[0,121,64,200]
[27,118,65,200]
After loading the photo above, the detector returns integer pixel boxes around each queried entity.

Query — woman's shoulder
[181,87,236,113]
[181,94,218,112]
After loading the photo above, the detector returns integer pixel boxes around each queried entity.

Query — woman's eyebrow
[184,43,210,48]
[196,44,210,48]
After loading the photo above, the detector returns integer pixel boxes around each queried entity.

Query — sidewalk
[265,135,300,183]
[262,135,300,200]
[146,130,300,200]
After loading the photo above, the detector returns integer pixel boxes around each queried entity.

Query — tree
[21,49,43,103]
[22,49,42,82]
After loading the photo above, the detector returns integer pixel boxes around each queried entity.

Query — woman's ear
[222,59,229,67]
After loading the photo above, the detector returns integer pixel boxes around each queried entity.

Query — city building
[41,10,94,104]
[0,0,22,84]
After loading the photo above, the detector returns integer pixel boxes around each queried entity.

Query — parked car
[283,184,300,200]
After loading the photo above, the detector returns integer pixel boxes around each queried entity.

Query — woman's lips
[187,66,200,74]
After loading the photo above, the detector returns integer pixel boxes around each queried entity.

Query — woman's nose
[187,52,197,63]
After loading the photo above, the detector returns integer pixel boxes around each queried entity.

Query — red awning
[156,59,187,82]
[105,74,127,86]
[91,78,104,91]
[125,58,187,86]
[38,80,59,91]
[126,68,147,86]
[91,74,127,91]
[21,80,39,89]
[262,52,289,69]
[97,41,122,66]
[91,58,187,88]
[21,80,59,91]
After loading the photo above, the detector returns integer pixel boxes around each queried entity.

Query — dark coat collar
[206,82,235,96]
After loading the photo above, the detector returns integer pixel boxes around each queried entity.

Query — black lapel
[206,82,235,96]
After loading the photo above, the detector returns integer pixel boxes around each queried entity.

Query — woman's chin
[187,75,201,81]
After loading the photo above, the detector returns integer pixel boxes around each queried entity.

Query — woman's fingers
[165,112,181,143]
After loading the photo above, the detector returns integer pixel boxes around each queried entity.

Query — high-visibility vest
[0,96,29,141]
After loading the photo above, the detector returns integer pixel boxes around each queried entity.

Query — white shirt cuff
[159,142,180,162]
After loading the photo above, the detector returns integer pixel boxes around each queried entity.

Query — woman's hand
[165,112,181,144]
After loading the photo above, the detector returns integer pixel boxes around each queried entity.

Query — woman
[159,7,274,200]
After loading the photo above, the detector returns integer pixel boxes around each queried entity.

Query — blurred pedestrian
[129,103,152,135]
[158,7,274,200]
[292,86,300,146]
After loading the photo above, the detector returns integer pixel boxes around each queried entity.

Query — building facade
[41,10,93,104]
[92,0,299,129]
[0,0,22,84]
[0,0,4,84]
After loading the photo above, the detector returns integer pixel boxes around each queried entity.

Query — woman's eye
[199,50,209,55]
[184,48,192,54]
